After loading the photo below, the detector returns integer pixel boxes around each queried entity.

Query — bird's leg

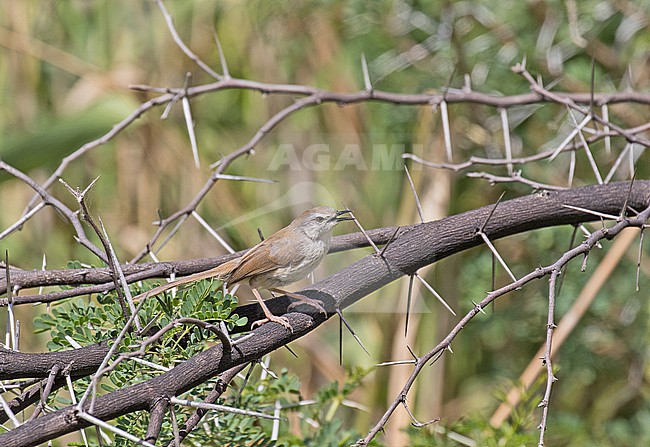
[270,288,326,315]
[250,288,292,331]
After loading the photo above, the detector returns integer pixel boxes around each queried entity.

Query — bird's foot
[286,294,327,315]
[251,314,293,332]
[268,288,327,315]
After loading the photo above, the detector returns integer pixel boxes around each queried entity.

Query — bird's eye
[315,216,325,222]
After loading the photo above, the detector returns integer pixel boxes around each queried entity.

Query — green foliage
[32,277,375,445]
[33,279,248,422]
[34,278,246,353]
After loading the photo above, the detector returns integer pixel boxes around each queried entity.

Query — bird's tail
[133,258,239,302]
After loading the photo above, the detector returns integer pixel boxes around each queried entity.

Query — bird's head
[294,206,353,240]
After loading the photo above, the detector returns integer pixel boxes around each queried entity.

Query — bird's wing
[227,236,304,284]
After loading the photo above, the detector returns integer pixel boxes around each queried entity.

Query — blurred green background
[0,0,649,445]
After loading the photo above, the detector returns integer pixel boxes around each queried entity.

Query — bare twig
[355,202,650,446]
[467,171,566,191]
[27,364,61,421]
[537,269,560,446]
[0,162,105,261]
[145,397,169,444]
[155,0,222,80]
[212,30,230,79]
[59,178,139,328]
[402,397,440,428]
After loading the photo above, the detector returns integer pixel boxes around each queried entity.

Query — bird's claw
[252,315,293,332]
[288,296,327,315]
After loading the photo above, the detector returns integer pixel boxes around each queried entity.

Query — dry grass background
[1,1,649,445]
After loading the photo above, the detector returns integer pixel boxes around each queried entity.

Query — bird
[134,206,353,330]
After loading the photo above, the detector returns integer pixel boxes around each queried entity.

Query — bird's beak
[334,209,354,222]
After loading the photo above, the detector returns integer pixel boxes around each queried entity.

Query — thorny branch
[0,3,648,445]
[355,193,650,446]
[1,181,648,447]
[0,71,647,269]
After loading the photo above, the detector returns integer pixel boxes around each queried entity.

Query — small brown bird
[135,206,353,330]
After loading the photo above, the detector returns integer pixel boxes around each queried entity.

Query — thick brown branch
[232,180,650,329]
[0,228,402,304]
[0,378,68,425]
[145,397,169,444]
[0,342,110,380]
[0,342,110,423]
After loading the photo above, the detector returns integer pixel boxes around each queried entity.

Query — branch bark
[0,227,402,303]
[0,342,110,380]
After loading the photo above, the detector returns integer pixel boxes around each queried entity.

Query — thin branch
[77,300,147,412]
[0,162,106,261]
[403,119,647,175]
[356,200,650,446]
[27,364,61,421]
[537,269,560,446]
[155,0,222,80]
[402,398,439,428]
[514,64,650,147]
[212,30,229,79]
[59,177,137,328]
[96,317,232,380]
